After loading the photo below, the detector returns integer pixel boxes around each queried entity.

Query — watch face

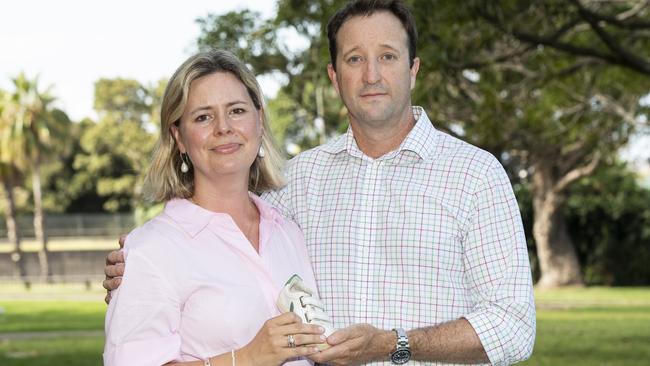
[391,349,411,365]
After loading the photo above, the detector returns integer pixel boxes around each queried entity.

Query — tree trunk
[532,164,584,288]
[2,176,27,280]
[31,159,51,281]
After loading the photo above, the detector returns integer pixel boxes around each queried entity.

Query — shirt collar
[319,106,438,161]
[164,193,283,238]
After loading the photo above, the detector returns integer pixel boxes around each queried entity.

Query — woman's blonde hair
[143,49,285,202]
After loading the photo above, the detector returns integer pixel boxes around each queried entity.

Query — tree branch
[570,0,650,74]
[479,0,650,75]
[592,93,640,125]
[554,152,602,194]
[573,0,650,29]
[618,0,650,21]
[450,45,534,70]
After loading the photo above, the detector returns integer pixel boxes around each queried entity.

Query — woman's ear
[170,124,186,153]
[258,109,265,138]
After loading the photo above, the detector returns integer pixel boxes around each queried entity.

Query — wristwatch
[389,328,411,364]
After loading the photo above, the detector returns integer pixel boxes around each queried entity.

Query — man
[104,1,536,365]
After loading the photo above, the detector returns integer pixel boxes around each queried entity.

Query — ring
[287,334,296,348]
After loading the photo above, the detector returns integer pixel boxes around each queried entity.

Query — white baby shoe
[277,274,335,349]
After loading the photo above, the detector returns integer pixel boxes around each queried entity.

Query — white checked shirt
[263,107,536,366]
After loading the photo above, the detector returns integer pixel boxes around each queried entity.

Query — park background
[1,0,649,365]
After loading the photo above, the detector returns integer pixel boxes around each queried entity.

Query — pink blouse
[104,195,317,366]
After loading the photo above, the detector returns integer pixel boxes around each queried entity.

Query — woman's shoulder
[253,195,299,228]
[256,196,306,247]
[124,209,187,253]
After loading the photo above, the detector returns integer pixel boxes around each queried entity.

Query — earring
[258,145,266,158]
[180,153,190,173]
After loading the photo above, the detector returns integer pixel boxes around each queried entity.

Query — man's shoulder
[286,135,346,175]
[432,129,501,172]
[292,135,345,161]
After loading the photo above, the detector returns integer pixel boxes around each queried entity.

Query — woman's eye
[195,114,210,122]
[231,108,246,115]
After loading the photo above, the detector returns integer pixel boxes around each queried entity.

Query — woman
[104,50,325,366]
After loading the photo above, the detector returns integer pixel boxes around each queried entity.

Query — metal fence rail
[0,213,135,238]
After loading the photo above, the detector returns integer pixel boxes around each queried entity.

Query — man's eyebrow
[342,46,361,59]
[379,43,401,53]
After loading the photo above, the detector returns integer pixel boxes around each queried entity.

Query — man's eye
[347,55,363,64]
[381,53,397,61]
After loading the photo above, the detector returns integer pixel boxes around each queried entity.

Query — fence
[0,212,135,238]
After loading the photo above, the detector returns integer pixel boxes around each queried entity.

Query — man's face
[327,11,420,128]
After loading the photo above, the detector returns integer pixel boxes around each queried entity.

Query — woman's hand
[237,312,325,366]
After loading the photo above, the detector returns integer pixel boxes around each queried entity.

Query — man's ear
[170,124,186,153]
[409,57,420,90]
[327,63,341,95]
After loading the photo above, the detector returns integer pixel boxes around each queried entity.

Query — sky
[1,1,648,167]
[0,0,277,121]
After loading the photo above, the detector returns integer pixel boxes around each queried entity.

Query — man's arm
[312,159,535,366]
[458,161,536,365]
[310,319,488,366]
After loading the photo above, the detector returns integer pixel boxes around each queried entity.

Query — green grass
[0,336,104,366]
[522,305,650,366]
[534,286,650,305]
[0,286,649,365]
[0,300,105,333]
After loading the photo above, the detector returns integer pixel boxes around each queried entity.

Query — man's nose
[363,59,381,84]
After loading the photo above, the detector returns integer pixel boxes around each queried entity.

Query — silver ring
[287,334,296,348]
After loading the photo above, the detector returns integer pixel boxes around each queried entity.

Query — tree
[0,90,27,280]
[409,0,649,287]
[195,1,349,152]
[195,0,649,286]
[1,73,71,279]
[73,78,158,212]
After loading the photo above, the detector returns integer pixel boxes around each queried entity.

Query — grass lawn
[0,300,105,333]
[0,336,104,366]
[0,285,649,365]
[522,305,650,365]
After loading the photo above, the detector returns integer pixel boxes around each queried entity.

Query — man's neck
[349,110,417,159]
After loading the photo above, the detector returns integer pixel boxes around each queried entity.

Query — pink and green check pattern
[263,107,536,366]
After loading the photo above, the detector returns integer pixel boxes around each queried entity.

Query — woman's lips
[212,143,241,154]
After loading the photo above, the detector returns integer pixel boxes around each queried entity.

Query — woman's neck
[191,177,260,250]
[191,176,254,215]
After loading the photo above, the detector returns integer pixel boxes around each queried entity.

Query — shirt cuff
[103,334,182,366]
[463,303,536,366]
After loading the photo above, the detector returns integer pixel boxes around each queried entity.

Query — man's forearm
[409,318,489,364]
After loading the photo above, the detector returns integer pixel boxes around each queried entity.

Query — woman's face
[172,72,262,188]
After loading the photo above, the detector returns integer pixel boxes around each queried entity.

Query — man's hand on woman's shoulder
[103,235,126,304]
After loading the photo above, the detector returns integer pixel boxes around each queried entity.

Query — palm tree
[0,92,28,280]
[0,163,27,279]
[2,73,70,280]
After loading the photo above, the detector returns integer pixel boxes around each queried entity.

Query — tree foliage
[72,78,158,212]
[194,0,650,285]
